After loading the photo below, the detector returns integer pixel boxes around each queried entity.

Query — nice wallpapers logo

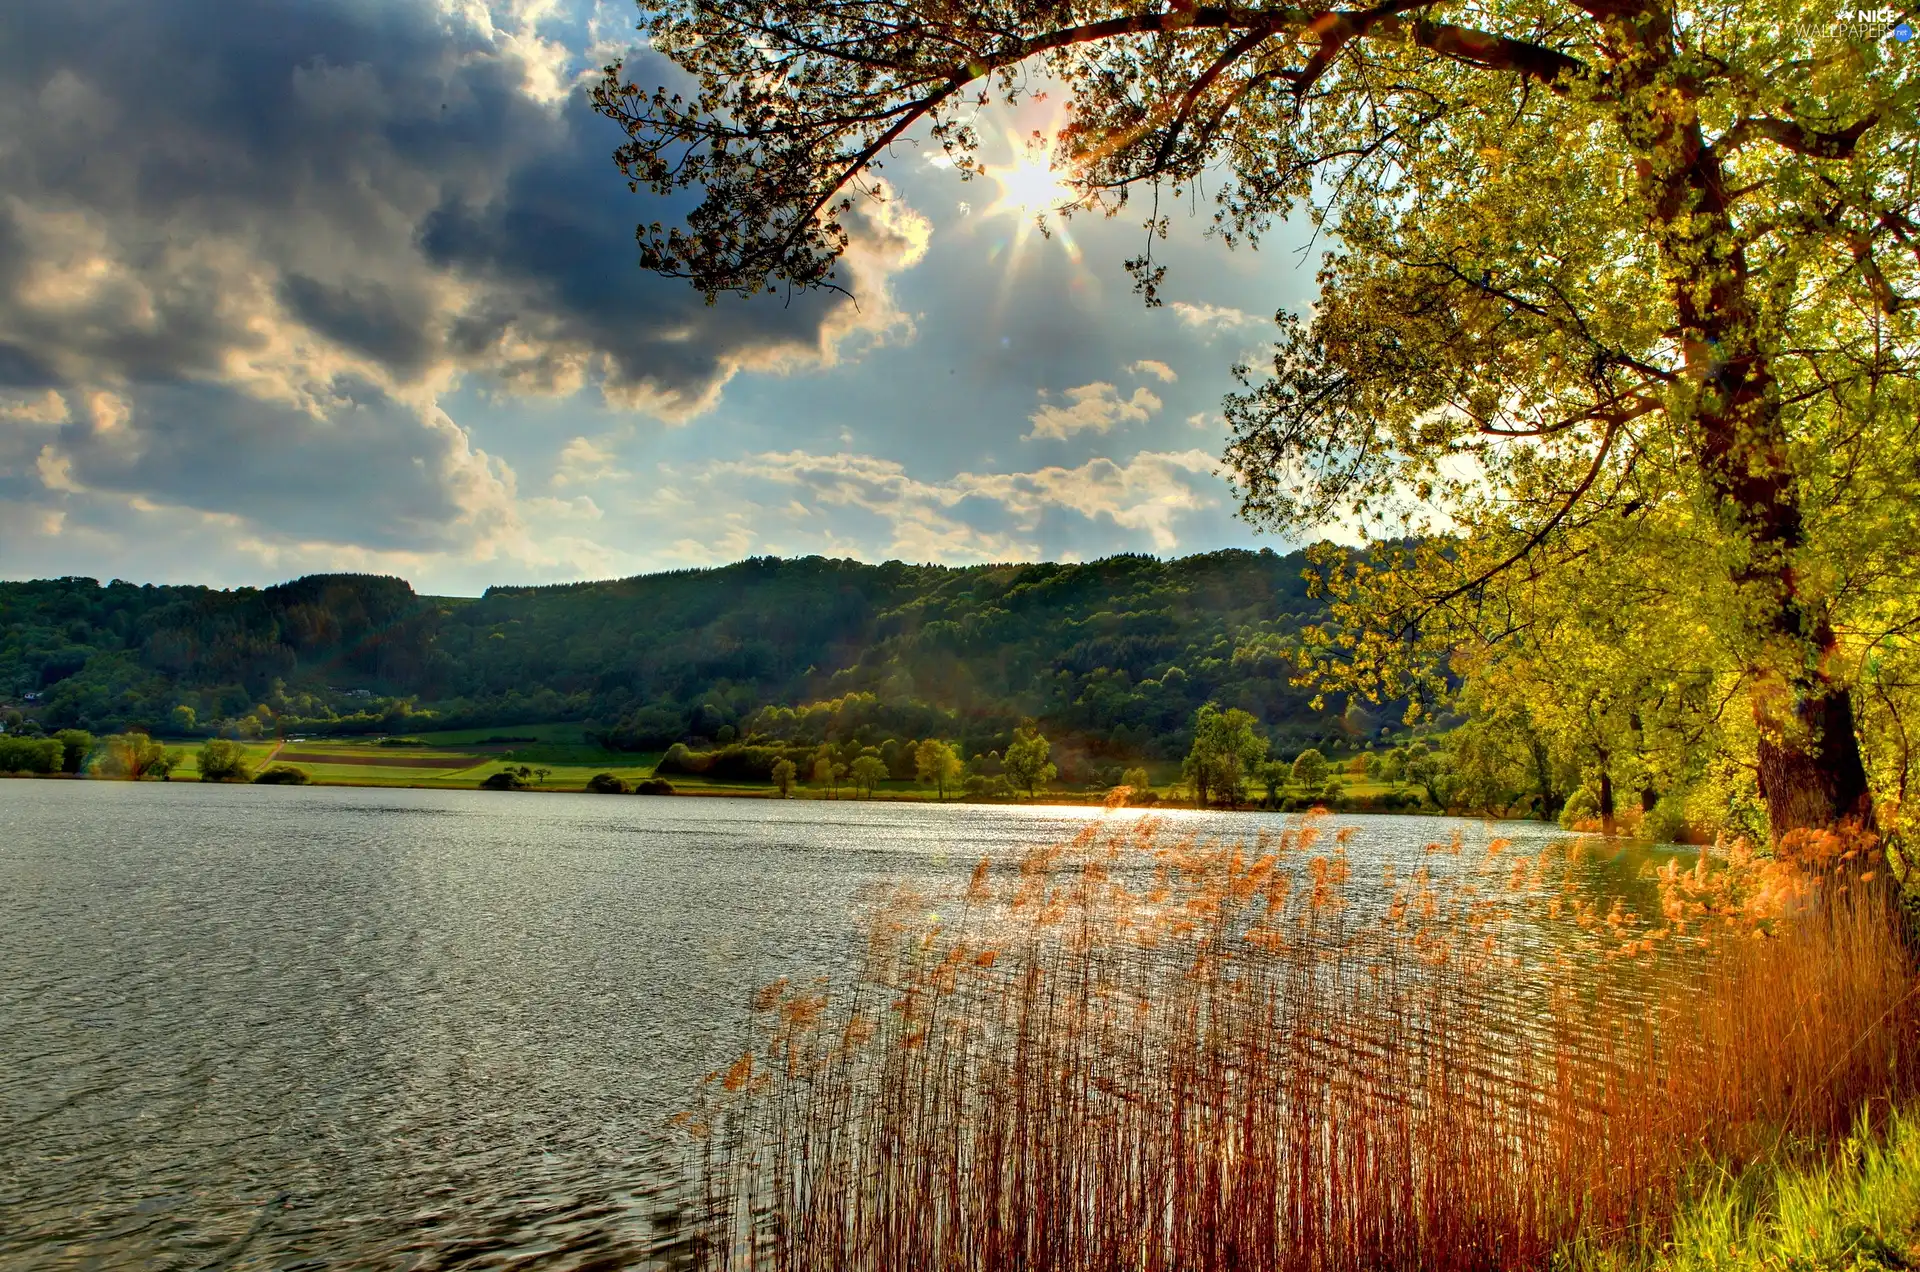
[1828,7,1916,40]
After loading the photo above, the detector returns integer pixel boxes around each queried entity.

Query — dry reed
[659,814,1920,1272]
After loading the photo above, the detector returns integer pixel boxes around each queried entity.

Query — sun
[982,135,1077,220]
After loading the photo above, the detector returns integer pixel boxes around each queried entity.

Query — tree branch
[1720,113,1879,160]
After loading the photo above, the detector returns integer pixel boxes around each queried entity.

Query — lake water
[0,780,1629,1270]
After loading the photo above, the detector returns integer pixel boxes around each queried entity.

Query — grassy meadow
[153,724,668,790]
[97,725,1388,805]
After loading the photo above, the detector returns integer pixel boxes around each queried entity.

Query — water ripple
[0,781,1647,1268]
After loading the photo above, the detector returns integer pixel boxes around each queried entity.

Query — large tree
[595,0,1920,837]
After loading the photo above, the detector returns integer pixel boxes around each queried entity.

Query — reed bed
[662,813,1920,1272]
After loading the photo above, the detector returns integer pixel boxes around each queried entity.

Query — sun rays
[973,129,1094,323]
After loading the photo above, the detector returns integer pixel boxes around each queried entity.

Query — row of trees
[1181,705,1349,809]
[0,729,317,785]
[754,728,1060,800]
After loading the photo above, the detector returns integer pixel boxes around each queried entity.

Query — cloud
[0,0,932,569]
[708,448,1220,558]
[551,434,628,487]
[1129,359,1178,383]
[962,450,1218,551]
[1170,301,1260,332]
[0,389,67,424]
[17,380,519,553]
[1026,382,1162,441]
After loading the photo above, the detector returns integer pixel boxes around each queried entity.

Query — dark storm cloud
[48,380,515,552]
[0,0,922,551]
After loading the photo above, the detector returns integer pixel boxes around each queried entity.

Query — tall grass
[665,815,1919,1272]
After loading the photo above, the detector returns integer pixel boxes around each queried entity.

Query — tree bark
[1629,42,1877,839]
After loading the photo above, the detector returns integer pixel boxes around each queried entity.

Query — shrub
[95,732,176,779]
[1560,785,1601,828]
[53,729,92,773]
[961,773,1015,800]
[0,736,62,774]
[585,772,628,794]
[253,764,310,785]
[197,738,253,783]
[633,777,675,795]
[657,742,809,781]
[479,770,527,791]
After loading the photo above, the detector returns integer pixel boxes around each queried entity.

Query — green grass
[129,729,1419,805]
[408,722,593,746]
[1563,1108,1920,1271]
[161,739,280,781]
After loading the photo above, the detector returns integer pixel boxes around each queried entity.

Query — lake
[0,780,1630,1270]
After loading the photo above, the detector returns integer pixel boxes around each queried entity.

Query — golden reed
[665,812,1920,1272]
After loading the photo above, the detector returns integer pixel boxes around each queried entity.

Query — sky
[0,0,1325,595]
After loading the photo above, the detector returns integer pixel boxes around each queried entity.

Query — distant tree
[254,764,311,785]
[534,767,552,785]
[1185,705,1270,807]
[98,732,175,780]
[53,729,92,774]
[1402,742,1459,811]
[914,739,962,800]
[811,755,838,797]
[850,754,887,798]
[170,705,197,734]
[772,757,797,797]
[1290,749,1331,798]
[1260,761,1289,810]
[1002,725,1057,800]
[516,765,533,779]
[480,770,527,791]
[0,737,62,773]
[197,738,253,783]
[585,772,628,794]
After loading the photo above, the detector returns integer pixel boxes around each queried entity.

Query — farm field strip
[274,750,481,769]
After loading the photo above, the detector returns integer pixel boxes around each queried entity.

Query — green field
[129,729,1420,806]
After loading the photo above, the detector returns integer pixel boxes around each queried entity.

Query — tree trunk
[1597,769,1615,834]
[1529,737,1558,822]
[1753,661,1875,834]
[1639,90,1877,840]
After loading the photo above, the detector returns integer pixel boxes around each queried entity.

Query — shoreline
[0,768,1554,822]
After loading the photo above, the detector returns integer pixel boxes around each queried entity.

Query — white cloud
[1026,381,1162,441]
[705,447,1220,558]
[551,435,628,487]
[1129,359,1178,383]
[1170,301,1260,332]
[962,450,1218,551]
[0,390,68,425]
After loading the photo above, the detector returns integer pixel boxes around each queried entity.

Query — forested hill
[0,550,1359,760]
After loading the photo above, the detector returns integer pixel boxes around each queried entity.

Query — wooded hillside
[0,550,1358,759]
